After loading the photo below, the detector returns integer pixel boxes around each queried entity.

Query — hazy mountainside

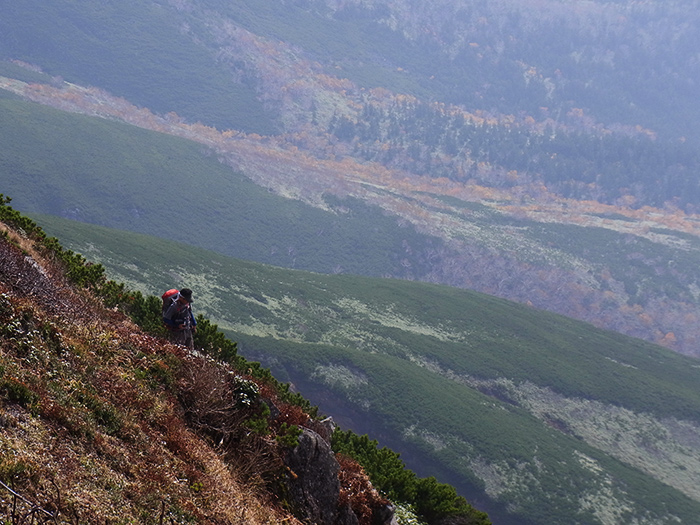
[3,0,700,207]
[3,0,700,360]
[0,0,275,135]
[6,2,700,523]
[4,85,700,360]
[317,0,700,143]
[0,90,441,279]
[35,214,700,525]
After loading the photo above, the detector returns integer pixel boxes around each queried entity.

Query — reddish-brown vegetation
[0,219,380,523]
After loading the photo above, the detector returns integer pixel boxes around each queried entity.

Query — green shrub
[194,316,238,362]
[276,422,303,448]
[245,402,271,435]
[232,376,260,408]
[332,428,490,524]
[0,377,38,408]
[0,194,45,237]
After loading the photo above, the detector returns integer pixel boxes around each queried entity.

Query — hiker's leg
[183,329,194,350]
[170,330,186,346]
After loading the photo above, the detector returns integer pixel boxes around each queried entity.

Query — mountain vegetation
[3,1,700,523]
[0,200,307,523]
[3,0,700,359]
[3,84,700,359]
[0,198,489,524]
[32,209,700,525]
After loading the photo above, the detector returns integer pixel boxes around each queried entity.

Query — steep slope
[0,222,302,523]
[0,0,275,134]
[313,0,700,143]
[36,214,700,525]
[0,212,428,524]
[5,0,700,144]
[0,203,491,524]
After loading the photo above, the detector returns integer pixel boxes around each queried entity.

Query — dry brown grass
[0,231,304,524]
[336,454,389,525]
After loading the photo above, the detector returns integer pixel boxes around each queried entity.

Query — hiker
[163,287,197,350]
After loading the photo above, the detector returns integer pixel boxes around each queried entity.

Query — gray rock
[284,427,396,525]
[373,503,398,525]
[285,428,348,524]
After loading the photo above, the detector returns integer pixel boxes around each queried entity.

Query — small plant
[0,377,38,408]
[245,402,271,435]
[0,292,12,318]
[88,397,123,436]
[276,423,302,448]
[190,480,204,493]
[393,502,428,525]
[194,316,238,362]
[148,359,177,389]
[232,376,260,408]
[0,458,34,486]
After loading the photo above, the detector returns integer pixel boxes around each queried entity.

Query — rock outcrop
[285,428,356,525]
[284,426,396,525]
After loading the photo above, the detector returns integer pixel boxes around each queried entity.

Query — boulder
[284,427,397,525]
[285,428,355,524]
[373,503,398,525]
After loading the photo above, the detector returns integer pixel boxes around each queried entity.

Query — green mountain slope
[0,93,441,279]
[4,1,700,521]
[37,215,700,525]
[5,0,699,144]
[4,88,700,359]
[4,0,700,358]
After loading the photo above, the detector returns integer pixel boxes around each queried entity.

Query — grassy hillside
[0,93,443,279]
[5,82,700,359]
[37,215,700,525]
[6,0,697,143]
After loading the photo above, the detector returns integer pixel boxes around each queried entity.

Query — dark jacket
[163,299,196,331]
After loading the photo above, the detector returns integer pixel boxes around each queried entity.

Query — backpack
[161,289,179,327]
[162,288,179,309]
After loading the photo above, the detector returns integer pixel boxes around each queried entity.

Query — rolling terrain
[3,2,700,522]
[36,213,700,525]
[3,85,700,358]
[2,0,700,357]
